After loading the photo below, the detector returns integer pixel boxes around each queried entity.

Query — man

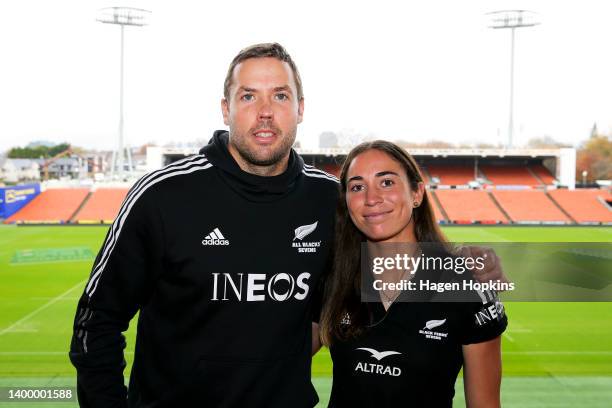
[70,43,338,408]
[70,43,506,407]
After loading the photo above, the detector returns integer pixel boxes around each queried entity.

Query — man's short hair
[223,42,304,101]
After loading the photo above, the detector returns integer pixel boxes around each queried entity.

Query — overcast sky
[1,0,611,152]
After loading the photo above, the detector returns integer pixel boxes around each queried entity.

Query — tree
[526,136,570,149]
[7,142,70,159]
[576,135,612,182]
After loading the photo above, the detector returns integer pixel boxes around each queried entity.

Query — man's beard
[230,122,297,167]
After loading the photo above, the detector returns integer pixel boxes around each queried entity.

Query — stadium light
[487,10,540,149]
[97,7,151,180]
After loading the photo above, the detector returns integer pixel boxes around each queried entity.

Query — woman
[318,141,507,407]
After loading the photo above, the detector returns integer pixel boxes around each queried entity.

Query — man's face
[222,57,304,169]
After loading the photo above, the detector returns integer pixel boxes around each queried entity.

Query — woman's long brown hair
[319,140,447,346]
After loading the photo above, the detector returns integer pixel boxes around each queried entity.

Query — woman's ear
[414,182,425,207]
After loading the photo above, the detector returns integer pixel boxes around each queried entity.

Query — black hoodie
[70,131,339,407]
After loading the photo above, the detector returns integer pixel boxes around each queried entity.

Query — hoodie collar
[199,130,303,202]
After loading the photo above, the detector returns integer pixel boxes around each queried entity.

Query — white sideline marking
[29,297,79,301]
[503,332,515,342]
[0,280,86,336]
[507,328,533,333]
[5,328,39,333]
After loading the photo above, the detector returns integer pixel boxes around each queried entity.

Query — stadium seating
[480,165,541,186]
[492,190,571,223]
[529,164,556,185]
[427,191,446,223]
[5,188,89,224]
[73,188,129,223]
[435,190,509,224]
[427,165,476,186]
[548,189,612,224]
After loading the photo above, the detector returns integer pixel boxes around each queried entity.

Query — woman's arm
[462,336,502,408]
[312,322,322,356]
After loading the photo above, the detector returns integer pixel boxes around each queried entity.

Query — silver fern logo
[423,319,446,330]
[419,318,448,341]
[293,221,318,240]
[291,221,321,254]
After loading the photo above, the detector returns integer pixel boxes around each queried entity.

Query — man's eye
[241,94,254,101]
[382,179,394,187]
[275,93,289,101]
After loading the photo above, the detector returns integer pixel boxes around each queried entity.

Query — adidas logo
[202,228,230,246]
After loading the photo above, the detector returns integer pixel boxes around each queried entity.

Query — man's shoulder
[300,164,339,199]
[131,154,214,199]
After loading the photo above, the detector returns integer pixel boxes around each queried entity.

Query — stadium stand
[73,188,129,223]
[5,188,89,224]
[492,190,571,224]
[529,164,556,185]
[548,189,612,224]
[480,165,541,186]
[435,190,509,224]
[427,190,447,223]
[427,164,477,186]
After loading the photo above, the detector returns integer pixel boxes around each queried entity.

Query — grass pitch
[1,225,611,407]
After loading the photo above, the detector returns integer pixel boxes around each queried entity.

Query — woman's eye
[382,179,394,187]
[349,184,364,192]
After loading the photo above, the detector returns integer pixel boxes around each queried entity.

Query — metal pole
[118,24,125,179]
[110,148,116,178]
[127,144,133,172]
[487,10,539,149]
[508,27,515,148]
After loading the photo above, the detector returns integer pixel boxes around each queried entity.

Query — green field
[1,225,611,407]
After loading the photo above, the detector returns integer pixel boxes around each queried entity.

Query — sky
[1,0,611,153]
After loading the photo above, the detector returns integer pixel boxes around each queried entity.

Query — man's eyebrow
[273,85,291,92]
[237,86,257,93]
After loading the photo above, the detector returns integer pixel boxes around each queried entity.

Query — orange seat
[6,189,89,223]
[548,189,612,224]
[481,166,541,186]
[492,190,571,223]
[427,165,476,186]
[74,188,129,223]
[435,190,508,223]
[530,165,556,185]
[427,191,446,223]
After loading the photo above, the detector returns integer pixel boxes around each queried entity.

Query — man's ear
[221,98,230,126]
[297,97,304,124]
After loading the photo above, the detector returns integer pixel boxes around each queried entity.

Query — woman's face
[345,149,424,243]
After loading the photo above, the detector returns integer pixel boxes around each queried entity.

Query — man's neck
[228,144,289,177]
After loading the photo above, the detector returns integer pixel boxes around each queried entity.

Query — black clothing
[70,130,339,408]
[329,250,507,408]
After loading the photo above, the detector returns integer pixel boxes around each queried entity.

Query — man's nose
[258,100,273,121]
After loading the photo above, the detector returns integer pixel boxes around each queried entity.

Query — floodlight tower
[97,7,151,179]
[488,10,539,148]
